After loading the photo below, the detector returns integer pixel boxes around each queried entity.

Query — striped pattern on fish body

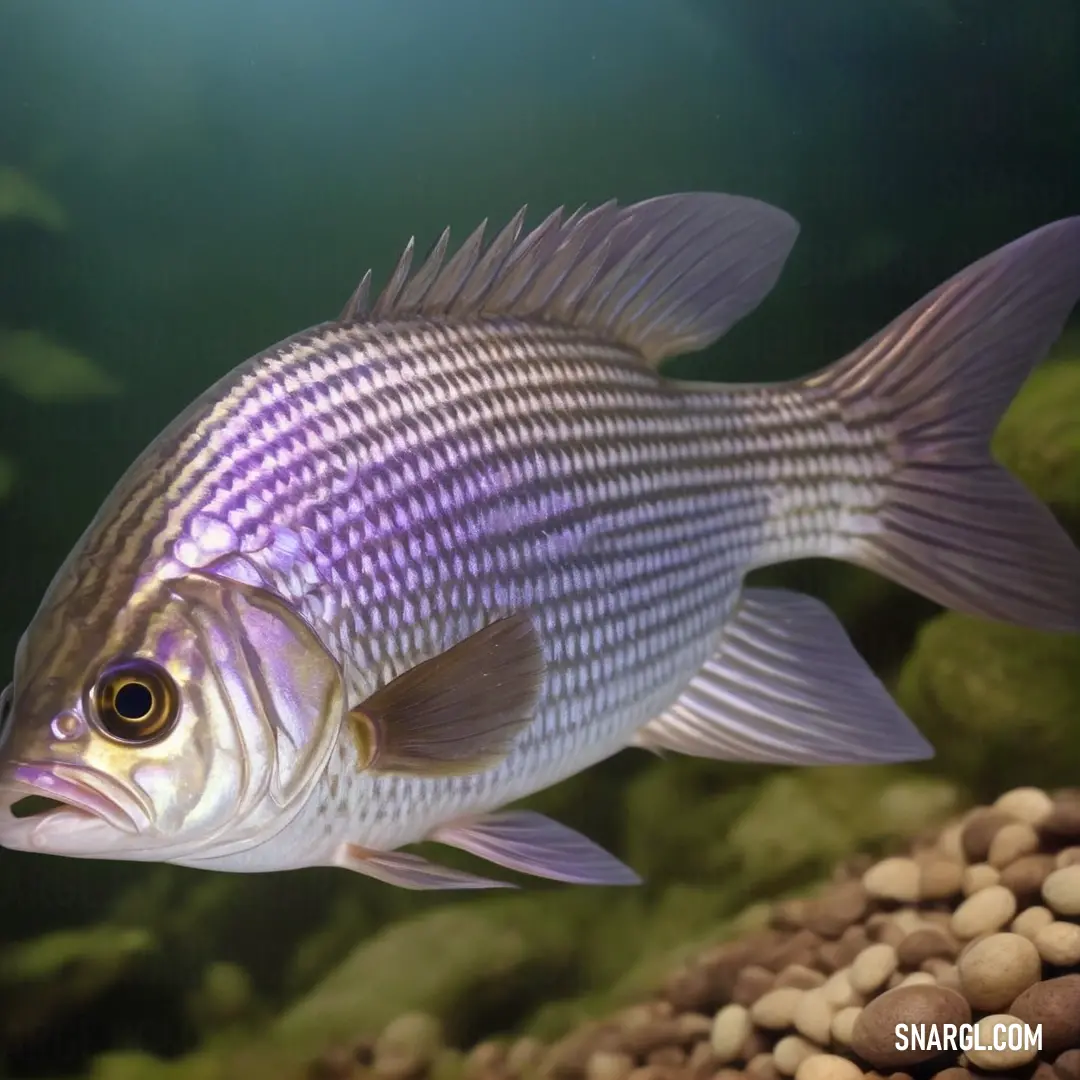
[1,192,1078,889]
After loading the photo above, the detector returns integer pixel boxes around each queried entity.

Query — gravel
[307,786,1080,1080]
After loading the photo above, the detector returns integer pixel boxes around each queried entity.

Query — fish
[0,191,1078,890]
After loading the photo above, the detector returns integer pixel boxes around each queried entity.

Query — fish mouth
[1,762,141,833]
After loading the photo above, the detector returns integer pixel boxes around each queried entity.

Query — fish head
[0,562,346,864]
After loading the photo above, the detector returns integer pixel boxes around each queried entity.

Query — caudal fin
[811,217,1080,634]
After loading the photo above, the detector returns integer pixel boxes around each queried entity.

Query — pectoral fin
[632,588,933,765]
[431,809,641,885]
[335,843,515,890]
[348,613,545,777]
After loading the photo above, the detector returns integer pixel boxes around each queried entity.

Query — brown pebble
[965,1013,1038,1071]
[746,1053,781,1080]
[916,855,964,902]
[863,859,920,904]
[896,928,957,969]
[919,959,961,993]
[961,862,1000,895]
[464,1043,505,1080]
[957,932,1041,1011]
[710,1004,752,1066]
[713,1071,745,1080]
[838,926,873,962]
[930,1071,969,1080]
[646,1049,685,1069]
[627,1067,678,1080]
[620,1020,682,1058]
[733,966,776,1007]
[1055,1049,1080,1080]
[775,964,826,991]
[951,885,1017,939]
[751,987,804,1031]
[995,787,1054,826]
[850,985,970,1070]
[999,853,1057,905]
[762,931,824,974]
[772,899,810,932]
[772,1036,817,1076]
[803,882,870,939]
[686,1042,720,1080]
[1040,795,1080,842]
[962,809,1017,863]
[663,967,714,1014]
[741,1030,772,1065]
[587,1052,635,1080]
[794,1054,864,1080]
[507,1038,545,1075]
[1042,865,1080,916]
[1009,975,1080,1058]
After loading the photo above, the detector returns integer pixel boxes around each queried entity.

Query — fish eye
[91,660,179,744]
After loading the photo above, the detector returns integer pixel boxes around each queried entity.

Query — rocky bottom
[309,786,1080,1080]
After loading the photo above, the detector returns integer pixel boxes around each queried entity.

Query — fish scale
[176,318,865,853]
[1,192,1078,889]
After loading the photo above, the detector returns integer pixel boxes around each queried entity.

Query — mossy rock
[898,613,1080,799]
[270,894,591,1060]
[994,352,1080,535]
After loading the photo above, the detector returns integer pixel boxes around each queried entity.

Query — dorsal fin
[337,192,799,365]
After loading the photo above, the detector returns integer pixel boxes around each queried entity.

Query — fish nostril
[9,796,65,819]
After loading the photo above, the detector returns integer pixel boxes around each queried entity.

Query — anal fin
[431,810,641,886]
[335,842,515,890]
[632,588,933,766]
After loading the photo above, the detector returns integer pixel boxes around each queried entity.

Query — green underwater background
[0,1,1079,1078]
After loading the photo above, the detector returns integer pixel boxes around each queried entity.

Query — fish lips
[0,761,144,836]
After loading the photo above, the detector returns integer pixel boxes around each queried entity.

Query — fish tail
[810,216,1080,634]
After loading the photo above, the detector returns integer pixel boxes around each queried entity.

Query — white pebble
[773,1035,819,1076]
[850,944,898,995]
[821,969,860,1010]
[994,786,1054,826]
[830,1006,861,1046]
[794,989,835,1046]
[987,822,1039,868]
[962,862,1000,895]
[862,857,920,902]
[1042,865,1080,916]
[965,1013,1038,1071]
[710,1003,752,1064]
[751,986,804,1030]
[1011,905,1055,940]
[1034,920,1080,966]
[796,1052,864,1080]
[951,884,1017,939]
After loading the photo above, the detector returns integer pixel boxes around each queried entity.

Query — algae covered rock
[993,349,1080,535]
[897,613,1080,799]
[0,924,155,1046]
[272,894,588,1060]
